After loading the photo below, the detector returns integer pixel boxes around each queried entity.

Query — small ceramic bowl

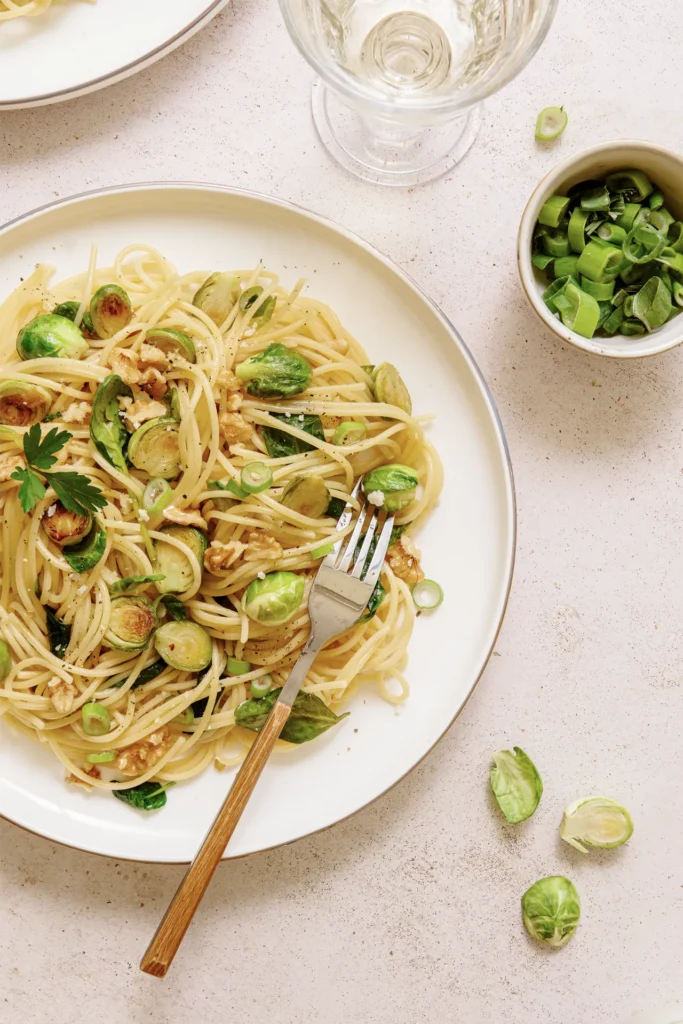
[518,139,683,358]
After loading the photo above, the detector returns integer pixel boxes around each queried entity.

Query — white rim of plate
[0,0,231,110]
[0,182,517,862]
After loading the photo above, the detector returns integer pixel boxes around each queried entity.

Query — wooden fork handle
[140,700,291,978]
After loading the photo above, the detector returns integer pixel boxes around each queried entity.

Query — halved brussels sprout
[104,595,158,651]
[490,747,543,824]
[280,475,330,518]
[235,343,312,398]
[16,314,89,361]
[154,619,213,671]
[560,796,634,853]
[62,520,107,574]
[243,571,305,626]
[154,525,208,594]
[193,272,237,326]
[145,328,196,363]
[521,876,580,948]
[0,639,11,681]
[89,284,133,339]
[0,381,52,427]
[372,363,412,415]
[128,417,181,479]
[42,500,92,547]
[90,374,133,474]
[362,464,418,513]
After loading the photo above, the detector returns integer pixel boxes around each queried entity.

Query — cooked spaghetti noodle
[0,0,93,20]
[0,246,442,799]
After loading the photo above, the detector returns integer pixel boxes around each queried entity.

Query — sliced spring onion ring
[621,319,646,336]
[332,421,368,446]
[553,255,579,279]
[657,247,683,275]
[227,657,251,675]
[554,281,600,338]
[602,304,626,334]
[672,280,683,307]
[632,276,672,331]
[538,195,570,228]
[250,674,273,698]
[311,542,335,558]
[596,223,626,245]
[667,221,683,253]
[568,208,590,252]
[411,579,443,611]
[577,240,623,281]
[623,222,667,265]
[615,203,641,232]
[535,106,568,141]
[649,190,664,211]
[580,185,610,212]
[580,277,614,300]
[542,276,574,314]
[210,478,247,500]
[86,751,115,763]
[532,253,555,270]
[143,477,173,516]
[541,230,571,258]
[240,462,273,495]
[605,169,653,202]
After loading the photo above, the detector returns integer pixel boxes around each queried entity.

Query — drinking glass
[279,0,558,186]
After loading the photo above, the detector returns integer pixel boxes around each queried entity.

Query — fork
[140,488,395,977]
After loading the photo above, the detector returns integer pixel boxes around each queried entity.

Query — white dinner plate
[0,0,230,109]
[0,183,515,862]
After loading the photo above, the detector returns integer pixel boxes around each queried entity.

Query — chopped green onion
[580,277,614,300]
[542,276,574,314]
[86,750,115,763]
[596,223,626,245]
[535,106,568,141]
[250,674,273,698]
[311,542,334,558]
[657,248,683,275]
[623,295,635,317]
[172,707,195,727]
[142,477,174,516]
[411,579,444,611]
[577,241,623,281]
[667,221,683,253]
[567,208,590,253]
[82,702,111,736]
[332,421,368,446]
[606,169,653,202]
[621,319,646,336]
[210,478,247,500]
[650,209,674,234]
[672,281,683,307]
[615,203,641,232]
[596,301,614,329]
[553,255,579,279]
[611,288,627,307]
[227,656,251,675]
[602,305,626,334]
[580,185,610,212]
[632,277,672,331]
[240,462,273,495]
[623,223,667,264]
[541,230,571,258]
[554,282,600,338]
[538,195,571,228]
[649,190,664,210]
[239,286,264,312]
[532,253,555,270]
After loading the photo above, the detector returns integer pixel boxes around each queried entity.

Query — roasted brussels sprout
[560,796,634,853]
[193,272,237,326]
[0,380,52,426]
[42,500,92,547]
[90,374,133,474]
[490,747,543,824]
[62,520,107,574]
[145,328,196,363]
[280,475,330,518]
[235,343,312,398]
[372,363,412,415]
[154,620,213,671]
[0,639,11,681]
[16,313,89,362]
[362,464,418,512]
[128,417,181,479]
[155,525,208,594]
[104,595,158,651]
[89,284,133,339]
[243,571,305,626]
[521,876,580,948]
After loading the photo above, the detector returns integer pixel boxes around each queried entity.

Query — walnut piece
[65,772,93,790]
[109,348,141,386]
[387,533,424,587]
[219,412,252,446]
[138,344,170,371]
[225,392,243,412]
[243,532,284,562]
[204,539,246,573]
[47,675,77,715]
[138,367,167,400]
[114,727,170,776]
[122,397,167,433]
[163,505,208,530]
[216,369,242,392]
[0,454,25,482]
[61,401,91,425]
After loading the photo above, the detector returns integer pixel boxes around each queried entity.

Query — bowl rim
[517,138,683,359]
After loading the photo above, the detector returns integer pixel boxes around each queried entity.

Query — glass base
[311,81,482,187]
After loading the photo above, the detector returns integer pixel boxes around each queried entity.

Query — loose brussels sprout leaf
[262,413,324,458]
[0,381,52,427]
[160,594,188,621]
[16,313,89,362]
[111,657,167,690]
[45,606,71,659]
[280,474,330,518]
[154,525,208,594]
[362,464,418,513]
[560,796,633,853]
[62,520,107,574]
[113,781,174,812]
[243,571,305,626]
[104,595,158,651]
[193,272,237,326]
[373,363,412,415]
[235,343,312,398]
[52,301,80,321]
[154,620,213,671]
[326,496,346,520]
[0,639,12,681]
[521,876,580,948]
[163,387,181,422]
[42,500,92,547]
[89,284,133,339]
[360,579,386,622]
[90,374,133,473]
[109,573,165,596]
[128,417,181,480]
[145,328,196,363]
[235,687,349,744]
[490,746,543,824]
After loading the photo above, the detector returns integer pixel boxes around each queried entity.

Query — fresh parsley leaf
[11,467,46,513]
[23,424,71,471]
[45,470,108,515]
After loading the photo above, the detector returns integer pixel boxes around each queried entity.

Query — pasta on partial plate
[0,245,443,812]
[0,0,94,21]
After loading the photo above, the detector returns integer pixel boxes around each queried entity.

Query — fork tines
[325,492,395,588]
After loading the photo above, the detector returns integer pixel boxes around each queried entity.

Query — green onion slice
[332,421,368,446]
[568,208,590,252]
[605,169,653,202]
[542,276,574,314]
[577,240,623,281]
[615,203,641,232]
[667,221,683,253]
[580,277,614,301]
[672,280,683,307]
[532,253,555,270]
[553,255,579,279]
[173,707,195,727]
[210,478,247,499]
[240,462,273,495]
[657,248,683,275]
[143,477,174,516]
[596,223,626,245]
[250,674,273,698]
[623,223,667,264]
[580,185,610,212]
[621,319,646,336]
[227,657,251,675]
[649,191,664,210]
[554,282,600,338]
[411,579,444,611]
[86,750,116,763]
[538,195,571,228]
[602,305,626,334]
[82,702,111,736]
[535,106,568,141]
[541,230,571,258]
[632,277,672,331]
[311,542,335,558]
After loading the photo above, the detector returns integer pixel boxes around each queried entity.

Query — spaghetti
[0,0,94,21]
[0,246,442,800]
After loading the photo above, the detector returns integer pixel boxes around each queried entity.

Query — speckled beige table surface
[1,1,683,1021]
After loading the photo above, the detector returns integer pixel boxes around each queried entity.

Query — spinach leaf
[113,781,174,811]
[262,413,324,459]
[326,496,346,520]
[45,606,71,658]
[89,374,133,473]
[360,579,386,622]
[109,573,165,596]
[160,594,187,621]
[389,524,406,546]
[235,687,349,744]
[112,657,167,690]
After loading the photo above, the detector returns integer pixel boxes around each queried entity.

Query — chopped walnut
[47,675,77,715]
[138,367,167,400]
[114,727,170,776]
[65,772,93,790]
[225,392,243,412]
[138,344,170,371]
[163,505,208,530]
[109,348,141,386]
[61,401,91,425]
[219,412,252,446]
[216,369,242,392]
[0,454,25,482]
[204,539,246,573]
[122,397,167,433]
[387,533,424,587]
[243,532,284,562]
